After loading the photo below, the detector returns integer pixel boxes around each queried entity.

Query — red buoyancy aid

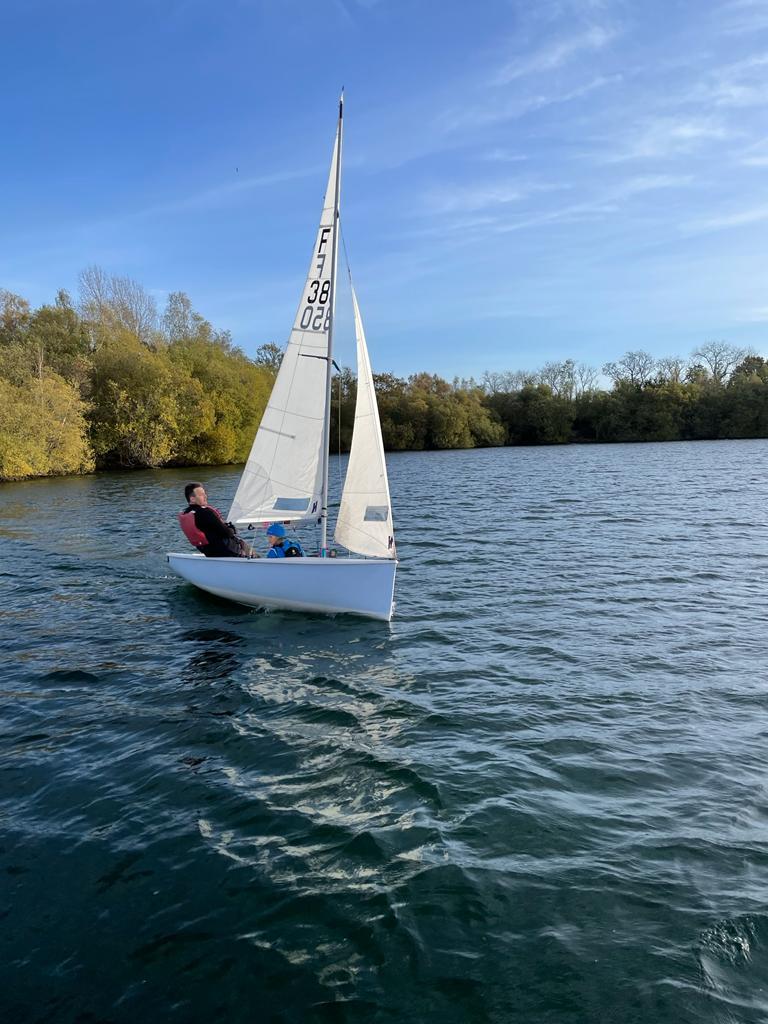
[178,509,209,548]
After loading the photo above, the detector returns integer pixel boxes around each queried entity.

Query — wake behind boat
[167,95,398,621]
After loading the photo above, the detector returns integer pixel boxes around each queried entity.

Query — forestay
[228,129,340,527]
[334,286,396,559]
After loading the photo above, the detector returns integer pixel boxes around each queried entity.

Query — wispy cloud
[718,0,768,35]
[490,173,692,233]
[440,74,620,133]
[605,115,731,161]
[413,173,691,243]
[494,25,618,83]
[686,203,768,232]
[737,305,768,321]
[687,52,768,107]
[478,149,530,163]
[138,166,321,219]
[740,136,768,165]
[425,179,568,215]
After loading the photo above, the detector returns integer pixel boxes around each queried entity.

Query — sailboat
[167,96,398,621]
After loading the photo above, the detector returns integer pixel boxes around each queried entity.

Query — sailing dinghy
[167,97,398,621]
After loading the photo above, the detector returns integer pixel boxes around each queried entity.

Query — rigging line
[337,366,343,498]
[335,220,353,508]
[340,223,353,286]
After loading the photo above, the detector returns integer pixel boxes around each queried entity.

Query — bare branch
[656,356,686,384]
[602,350,657,387]
[692,340,749,386]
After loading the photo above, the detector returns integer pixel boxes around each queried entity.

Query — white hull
[167,552,397,622]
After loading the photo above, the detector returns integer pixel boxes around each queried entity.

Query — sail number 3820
[300,279,332,331]
[298,225,333,332]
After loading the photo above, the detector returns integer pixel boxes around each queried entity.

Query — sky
[2,0,768,379]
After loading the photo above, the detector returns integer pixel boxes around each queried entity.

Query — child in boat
[265,523,305,558]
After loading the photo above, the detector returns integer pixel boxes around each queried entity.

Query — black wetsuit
[185,504,244,558]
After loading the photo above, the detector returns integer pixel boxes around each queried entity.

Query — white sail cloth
[228,131,340,527]
[334,287,396,559]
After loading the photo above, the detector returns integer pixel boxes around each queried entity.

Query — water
[3,440,768,1023]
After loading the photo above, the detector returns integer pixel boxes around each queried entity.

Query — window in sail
[273,498,310,511]
[364,506,388,522]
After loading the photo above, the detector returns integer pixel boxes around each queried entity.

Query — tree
[499,384,574,445]
[685,363,711,386]
[26,302,91,385]
[481,368,536,394]
[254,342,283,374]
[0,289,31,344]
[0,373,93,480]
[692,340,748,386]
[78,266,112,329]
[574,362,599,396]
[110,274,158,345]
[79,265,158,345]
[89,332,201,467]
[731,355,768,383]
[656,356,686,384]
[539,359,576,399]
[167,335,273,464]
[162,291,195,341]
[602,350,657,387]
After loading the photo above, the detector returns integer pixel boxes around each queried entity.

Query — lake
[2,439,768,1023]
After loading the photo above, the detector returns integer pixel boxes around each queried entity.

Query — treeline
[0,270,277,481]
[333,345,768,450]
[1,274,767,483]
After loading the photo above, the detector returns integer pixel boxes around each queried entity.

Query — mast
[319,91,344,556]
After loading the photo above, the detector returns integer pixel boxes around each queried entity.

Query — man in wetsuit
[265,522,305,558]
[179,483,249,557]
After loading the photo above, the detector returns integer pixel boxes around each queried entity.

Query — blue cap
[266,523,286,538]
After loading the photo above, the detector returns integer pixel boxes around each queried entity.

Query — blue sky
[3,0,768,379]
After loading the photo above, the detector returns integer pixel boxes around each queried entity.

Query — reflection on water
[2,443,768,1022]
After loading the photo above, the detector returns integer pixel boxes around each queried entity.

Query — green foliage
[89,332,202,467]
[0,289,31,344]
[27,299,92,384]
[0,373,93,479]
[0,277,274,480]
[329,367,357,452]
[167,336,273,464]
[254,342,284,375]
[1,276,768,483]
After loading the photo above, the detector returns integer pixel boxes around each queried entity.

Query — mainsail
[228,126,341,527]
[334,286,396,559]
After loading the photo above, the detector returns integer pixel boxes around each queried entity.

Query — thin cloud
[740,136,768,164]
[687,52,768,107]
[425,179,569,215]
[737,305,768,321]
[492,174,692,234]
[719,0,768,34]
[440,74,620,133]
[494,25,618,83]
[479,149,530,163]
[139,166,321,219]
[605,115,731,161]
[687,203,768,231]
